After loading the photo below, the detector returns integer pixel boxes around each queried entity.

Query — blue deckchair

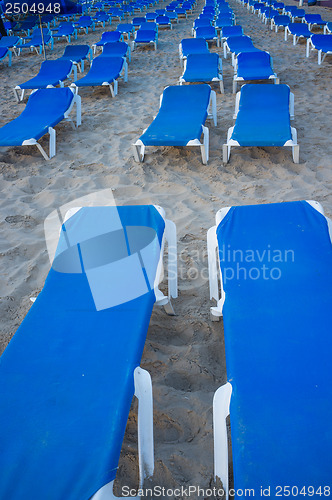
[192,18,211,36]
[92,31,122,53]
[223,35,261,64]
[52,22,78,43]
[0,35,21,56]
[58,44,93,72]
[93,10,111,27]
[145,12,158,21]
[270,14,290,33]
[18,29,53,55]
[133,29,158,50]
[290,8,305,21]
[220,25,243,41]
[195,26,219,46]
[285,22,311,45]
[223,84,299,163]
[180,53,224,93]
[306,34,332,64]
[133,84,217,164]
[116,23,135,39]
[233,51,279,93]
[156,15,172,29]
[75,15,95,34]
[12,19,37,36]
[71,56,127,96]
[0,46,12,66]
[303,14,327,31]
[132,16,146,28]
[0,204,177,500]
[14,60,75,102]
[0,88,81,159]
[179,37,209,65]
[208,200,332,499]
[100,41,131,62]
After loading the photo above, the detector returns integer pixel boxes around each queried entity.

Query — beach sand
[0,0,331,497]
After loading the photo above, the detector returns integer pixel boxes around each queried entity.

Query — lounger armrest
[213,383,232,500]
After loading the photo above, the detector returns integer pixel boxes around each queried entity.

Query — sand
[0,0,332,498]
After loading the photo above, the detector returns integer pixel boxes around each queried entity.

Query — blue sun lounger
[0,46,12,66]
[179,53,224,93]
[179,37,209,65]
[100,41,131,61]
[208,200,332,500]
[133,84,217,165]
[306,34,332,65]
[14,60,75,102]
[303,14,327,31]
[58,44,93,72]
[220,25,243,42]
[52,22,78,43]
[0,88,81,159]
[270,14,290,33]
[116,23,135,40]
[0,204,177,500]
[285,22,311,45]
[18,29,53,55]
[156,15,172,29]
[75,15,95,34]
[290,8,305,22]
[71,56,127,96]
[223,84,299,163]
[0,35,21,56]
[233,51,279,93]
[92,31,122,54]
[133,29,158,50]
[223,35,260,63]
[195,26,219,47]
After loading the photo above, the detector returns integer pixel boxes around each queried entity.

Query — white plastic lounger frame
[222,90,299,164]
[285,26,309,45]
[179,58,224,93]
[22,89,81,160]
[306,37,332,65]
[133,90,217,165]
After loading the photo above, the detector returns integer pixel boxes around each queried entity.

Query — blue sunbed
[100,41,131,61]
[0,35,21,56]
[71,56,127,96]
[133,29,158,50]
[0,46,12,66]
[270,14,290,32]
[14,60,74,102]
[209,200,332,499]
[285,22,312,45]
[220,25,243,41]
[75,15,95,34]
[116,23,135,39]
[223,84,299,163]
[233,51,279,93]
[18,29,53,55]
[52,22,78,43]
[133,84,217,164]
[58,44,93,72]
[0,88,81,159]
[92,31,122,53]
[180,53,224,93]
[223,35,260,63]
[195,26,219,46]
[307,34,332,65]
[303,14,327,30]
[93,10,111,27]
[179,38,209,65]
[290,8,305,21]
[0,204,177,499]
[156,15,172,29]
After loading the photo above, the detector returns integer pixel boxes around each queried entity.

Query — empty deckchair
[306,34,332,65]
[223,35,260,64]
[290,8,305,21]
[285,22,311,45]
[58,44,93,72]
[71,56,127,96]
[223,84,299,163]
[75,15,95,34]
[133,84,217,165]
[52,22,78,43]
[179,37,209,65]
[0,35,21,56]
[18,28,53,55]
[116,23,135,40]
[0,46,12,66]
[0,203,177,500]
[220,25,243,41]
[14,60,75,102]
[208,200,332,500]
[92,31,122,53]
[156,15,172,29]
[233,51,279,93]
[195,26,219,47]
[192,17,211,36]
[133,29,158,50]
[270,14,290,32]
[93,10,111,27]
[179,53,224,93]
[100,41,131,62]
[132,16,146,28]
[303,14,327,31]
[0,88,81,159]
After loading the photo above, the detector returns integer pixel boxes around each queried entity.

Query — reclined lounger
[92,31,122,54]
[58,44,93,72]
[18,29,53,55]
[178,37,210,66]
[0,35,21,56]
[223,84,299,163]
[285,22,312,45]
[71,56,127,96]
[179,53,224,93]
[13,59,75,102]
[0,87,81,160]
[306,34,332,65]
[0,204,178,500]
[233,51,279,93]
[133,84,217,165]
[208,200,332,499]
[223,35,261,64]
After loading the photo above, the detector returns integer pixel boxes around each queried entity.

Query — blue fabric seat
[133,84,216,164]
[93,10,111,27]
[221,25,243,40]
[18,28,53,55]
[271,14,290,32]
[52,22,77,43]
[304,13,327,30]
[14,60,74,102]
[0,35,20,55]
[307,34,332,64]
[233,51,278,92]
[75,15,95,34]
[195,26,219,46]
[71,56,127,96]
[285,22,312,45]
[180,53,224,92]
[0,87,80,159]
[100,41,131,61]
[223,35,260,62]
[92,31,122,53]
[116,22,135,38]
[156,15,172,28]
[223,84,299,163]
[179,37,209,64]
[133,29,158,50]
[211,200,332,498]
[58,44,93,72]
[0,205,171,500]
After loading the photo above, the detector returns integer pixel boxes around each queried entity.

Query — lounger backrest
[222,26,243,37]
[288,22,310,35]
[21,87,74,122]
[0,36,19,47]
[89,55,124,75]
[117,23,134,32]
[136,29,156,41]
[305,14,324,23]
[160,84,211,118]
[274,15,290,24]
[237,50,271,69]
[101,41,128,56]
[181,37,209,54]
[61,44,90,59]
[56,23,75,35]
[311,34,332,48]
[156,15,170,23]
[227,35,254,49]
[38,59,73,79]
[186,52,219,71]
[194,18,212,28]
[100,31,121,42]
[239,83,290,115]
[195,26,217,36]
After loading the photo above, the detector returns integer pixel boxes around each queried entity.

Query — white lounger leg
[223,144,230,164]
[91,367,154,500]
[200,125,209,165]
[49,127,56,158]
[213,383,232,500]
[165,218,178,304]
[207,226,224,321]
[133,142,145,162]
